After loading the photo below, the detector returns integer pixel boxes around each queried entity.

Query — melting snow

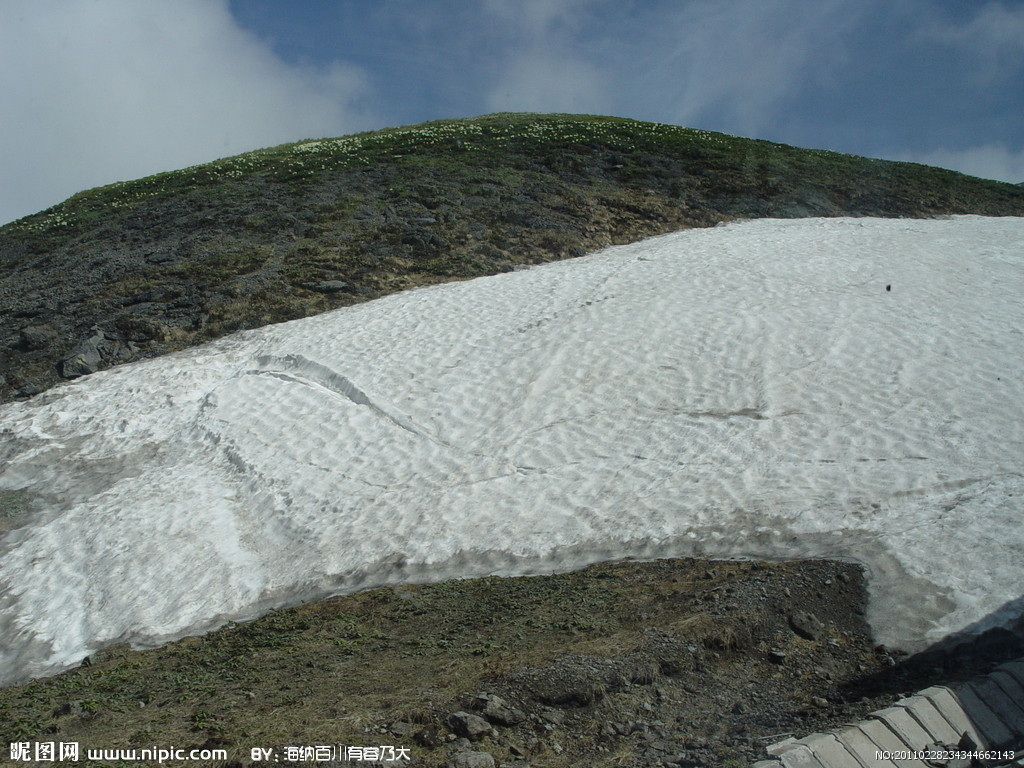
[1,216,1023,684]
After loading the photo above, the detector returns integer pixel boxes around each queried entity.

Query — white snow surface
[1,216,1023,685]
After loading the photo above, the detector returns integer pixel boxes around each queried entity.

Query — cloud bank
[0,0,376,225]
[898,145,1024,186]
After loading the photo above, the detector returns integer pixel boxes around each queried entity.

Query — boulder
[307,280,349,293]
[59,329,139,379]
[60,330,106,378]
[18,324,58,351]
[446,711,492,741]
[788,611,824,641]
[480,695,526,726]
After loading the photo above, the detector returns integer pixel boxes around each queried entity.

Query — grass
[3,113,1022,409]
[0,490,32,534]
[5,112,1021,247]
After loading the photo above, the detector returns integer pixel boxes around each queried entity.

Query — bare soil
[1,557,1020,768]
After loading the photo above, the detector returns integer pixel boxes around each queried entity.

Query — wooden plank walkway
[753,659,1024,767]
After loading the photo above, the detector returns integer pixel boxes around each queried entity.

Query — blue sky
[1,0,1022,226]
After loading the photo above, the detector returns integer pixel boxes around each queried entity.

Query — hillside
[2,112,1024,402]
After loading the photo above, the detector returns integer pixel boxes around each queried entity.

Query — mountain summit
[2,113,1023,401]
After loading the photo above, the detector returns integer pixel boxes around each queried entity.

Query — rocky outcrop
[59,328,139,378]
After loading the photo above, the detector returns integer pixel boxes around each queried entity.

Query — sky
[1,0,1022,226]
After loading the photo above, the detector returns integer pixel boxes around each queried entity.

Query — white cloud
[962,2,1024,49]
[628,0,870,135]
[481,0,612,116]
[480,0,873,136]
[921,2,1024,82]
[896,145,1024,185]
[0,0,377,225]
[481,0,594,36]
[485,54,611,115]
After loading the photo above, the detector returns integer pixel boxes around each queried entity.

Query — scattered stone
[447,711,493,741]
[789,611,824,641]
[481,695,526,726]
[449,751,495,768]
[767,650,788,664]
[538,708,565,725]
[307,280,349,293]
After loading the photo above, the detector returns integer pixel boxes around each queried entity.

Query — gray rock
[52,700,86,717]
[13,376,49,397]
[449,752,495,768]
[19,324,58,350]
[60,330,106,377]
[390,721,413,736]
[308,280,349,293]
[788,611,824,641]
[539,708,565,725]
[414,724,443,748]
[482,695,526,726]
[447,711,493,741]
[59,329,139,379]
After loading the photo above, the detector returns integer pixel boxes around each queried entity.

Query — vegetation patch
[3,113,1022,403]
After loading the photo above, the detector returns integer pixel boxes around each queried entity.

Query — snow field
[0,216,1022,684]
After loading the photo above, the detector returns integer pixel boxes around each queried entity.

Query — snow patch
[1,216,1023,684]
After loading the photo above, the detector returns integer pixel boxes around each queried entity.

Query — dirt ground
[1,557,1021,768]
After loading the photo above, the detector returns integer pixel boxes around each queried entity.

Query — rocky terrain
[2,113,1023,403]
[0,557,1020,768]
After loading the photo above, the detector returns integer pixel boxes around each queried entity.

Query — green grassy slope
[2,113,1022,402]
